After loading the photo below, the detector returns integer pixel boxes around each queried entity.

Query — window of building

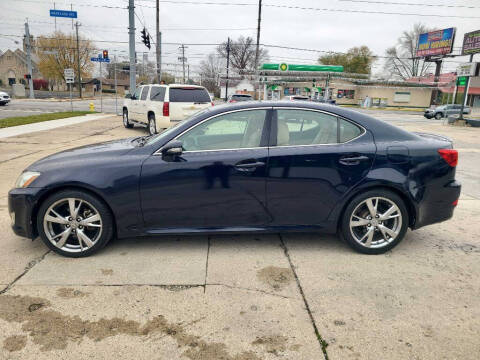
[393,91,411,103]
[337,89,355,99]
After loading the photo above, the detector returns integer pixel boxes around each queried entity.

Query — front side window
[275,109,362,146]
[150,86,166,101]
[177,110,267,151]
[140,86,150,101]
[133,87,142,100]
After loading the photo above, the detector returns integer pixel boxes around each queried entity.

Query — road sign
[457,76,467,86]
[457,63,478,77]
[49,9,78,18]
[64,68,75,84]
[91,57,110,63]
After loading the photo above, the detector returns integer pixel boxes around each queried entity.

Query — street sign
[49,9,78,18]
[462,30,480,55]
[91,57,110,63]
[64,68,75,84]
[457,63,478,77]
[457,76,467,86]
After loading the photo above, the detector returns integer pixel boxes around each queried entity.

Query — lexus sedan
[9,101,461,257]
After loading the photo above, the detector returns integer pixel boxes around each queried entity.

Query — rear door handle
[339,155,369,165]
[235,161,265,172]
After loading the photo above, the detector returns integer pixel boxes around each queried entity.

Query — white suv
[122,84,213,134]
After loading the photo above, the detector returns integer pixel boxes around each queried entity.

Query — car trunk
[169,87,212,121]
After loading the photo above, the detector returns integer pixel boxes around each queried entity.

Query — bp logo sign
[279,63,288,71]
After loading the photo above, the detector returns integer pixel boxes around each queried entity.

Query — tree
[318,46,376,75]
[37,31,94,88]
[216,36,269,71]
[199,53,224,96]
[384,23,433,80]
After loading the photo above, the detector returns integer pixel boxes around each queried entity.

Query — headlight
[15,171,41,188]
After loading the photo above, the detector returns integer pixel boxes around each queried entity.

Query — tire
[340,189,409,255]
[435,112,443,120]
[123,108,133,128]
[148,114,157,135]
[36,189,114,258]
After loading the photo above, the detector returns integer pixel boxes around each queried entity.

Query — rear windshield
[232,94,252,101]
[169,88,210,103]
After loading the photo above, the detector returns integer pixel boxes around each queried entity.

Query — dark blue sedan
[8,101,461,257]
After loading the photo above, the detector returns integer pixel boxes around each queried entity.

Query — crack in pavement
[204,236,211,293]
[278,234,330,360]
[0,250,51,295]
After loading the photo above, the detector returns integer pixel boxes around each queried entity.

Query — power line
[337,0,480,9]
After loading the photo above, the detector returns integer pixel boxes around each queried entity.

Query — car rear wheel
[340,189,408,254]
[148,114,157,135]
[37,190,114,258]
[435,113,443,120]
[123,109,133,128]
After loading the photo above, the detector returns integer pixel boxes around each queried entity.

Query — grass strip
[0,111,95,128]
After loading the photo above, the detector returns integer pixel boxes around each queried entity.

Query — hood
[28,137,137,171]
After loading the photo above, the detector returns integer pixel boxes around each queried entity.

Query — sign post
[91,53,110,113]
[459,30,480,120]
[64,68,75,112]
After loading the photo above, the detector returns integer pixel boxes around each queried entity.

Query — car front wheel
[123,109,133,128]
[37,190,114,257]
[340,189,409,254]
[435,113,443,120]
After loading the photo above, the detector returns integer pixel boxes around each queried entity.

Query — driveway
[0,115,479,359]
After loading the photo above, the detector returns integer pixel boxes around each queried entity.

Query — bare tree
[216,36,268,71]
[384,23,433,80]
[199,53,224,96]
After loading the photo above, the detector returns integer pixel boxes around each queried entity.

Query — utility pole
[254,0,262,100]
[179,44,187,84]
[429,59,442,106]
[224,37,230,102]
[75,22,82,98]
[459,53,474,120]
[187,64,190,84]
[24,21,34,99]
[53,2,56,32]
[114,54,118,115]
[128,0,136,94]
[156,0,161,83]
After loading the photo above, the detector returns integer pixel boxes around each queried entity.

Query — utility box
[11,84,26,97]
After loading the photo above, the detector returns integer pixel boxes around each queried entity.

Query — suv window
[150,86,166,101]
[132,87,142,100]
[231,94,252,101]
[140,86,149,101]
[169,87,210,103]
[177,110,267,151]
[276,109,338,146]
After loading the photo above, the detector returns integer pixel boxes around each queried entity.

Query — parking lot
[0,113,479,359]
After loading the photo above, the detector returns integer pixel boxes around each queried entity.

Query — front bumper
[8,187,42,239]
[413,180,461,229]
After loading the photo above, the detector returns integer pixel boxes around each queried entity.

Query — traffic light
[141,28,151,50]
[102,50,109,59]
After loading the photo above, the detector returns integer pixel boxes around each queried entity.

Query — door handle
[235,161,265,172]
[339,155,369,165]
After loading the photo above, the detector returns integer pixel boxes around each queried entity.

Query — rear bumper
[8,187,42,239]
[413,180,461,229]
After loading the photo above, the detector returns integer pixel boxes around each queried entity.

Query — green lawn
[0,111,94,128]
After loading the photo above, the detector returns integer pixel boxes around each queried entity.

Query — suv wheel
[148,114,157,135]
[123,109,133,128]
[37,190,114,257]
[435,112,443,120]
[340,189,409,255]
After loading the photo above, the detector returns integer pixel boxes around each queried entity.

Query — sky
[0,0,479,79]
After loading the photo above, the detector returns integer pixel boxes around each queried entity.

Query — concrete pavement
[0,114,479,359]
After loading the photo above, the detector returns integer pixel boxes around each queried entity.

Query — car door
[139,108,272,231]
[129,87,143,120]
[266,108,376,226]
[138,85,150,122]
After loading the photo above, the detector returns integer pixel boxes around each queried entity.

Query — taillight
[163,102,169,117]
[452,199,458,206]
[438,149,458,167]
[211,102,214,106]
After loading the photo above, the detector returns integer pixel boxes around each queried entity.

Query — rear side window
[232,95,252,101]
[150,86,166,101]
[169,88,210,103]
[339,119,362,142]
[140,86,149,101]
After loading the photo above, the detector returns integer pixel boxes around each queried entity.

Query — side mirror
[161,140,183,156]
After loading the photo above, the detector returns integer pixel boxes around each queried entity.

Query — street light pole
[24,21,34,99]
[224,37,230,102]
[75,21,82,98]
[156,0,161,83]
[128,0,136,94]
[459,53,474,120]
[254,0,262,100]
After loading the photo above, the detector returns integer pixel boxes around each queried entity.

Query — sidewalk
[0,114,113,139]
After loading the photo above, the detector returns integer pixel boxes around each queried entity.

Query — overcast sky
[1,0,478,78]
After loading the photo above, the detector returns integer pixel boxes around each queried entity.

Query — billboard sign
[416,28,455,57]
[462,30,480,55]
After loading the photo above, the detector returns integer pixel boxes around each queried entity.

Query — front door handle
[235,161,265,172]
[339,155,369,165]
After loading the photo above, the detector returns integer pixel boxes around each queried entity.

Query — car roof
[145,84,207,89]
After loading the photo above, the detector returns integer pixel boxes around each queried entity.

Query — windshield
[169,88,211,103]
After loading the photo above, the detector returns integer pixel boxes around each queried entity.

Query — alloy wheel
[349,197,402,249]
[123,110,128,126]
[43,198,103,253]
